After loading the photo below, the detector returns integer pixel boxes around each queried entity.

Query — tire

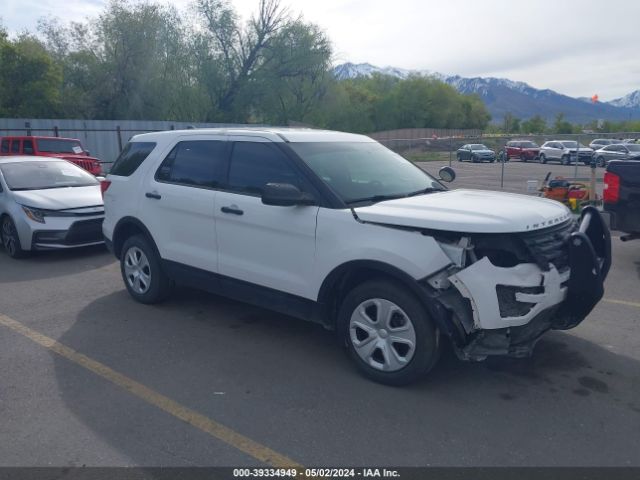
[471,155,478,163]
[562,155,570,166]
[120,234,173,304]
[597,156,606,168]
[1,216,28,259]
[540,153,547,164]
[520,154,527,163]
[456,154,462,162]
[338,279,441,386]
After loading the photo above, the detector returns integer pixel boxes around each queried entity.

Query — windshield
[36,138,84,154]
[626,144,640,151]
[288,142,445,204]
[0,161,98,191]
[520,141,539,148]
[470,144,488,150]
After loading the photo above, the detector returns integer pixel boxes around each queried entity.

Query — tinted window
[228,142,300,194]
[23,140,34,155]
[10,140,20,153]
[110,142,156,176]
[156,140,226,188]
[1,140,8,153]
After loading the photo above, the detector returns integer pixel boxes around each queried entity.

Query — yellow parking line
[603,298,640,309]
[0,313,301,468]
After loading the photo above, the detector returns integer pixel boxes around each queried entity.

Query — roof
[131,127,375,144]
[0,155,65,164]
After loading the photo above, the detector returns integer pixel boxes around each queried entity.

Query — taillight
[603,171,620,204]
[100,180,112,199]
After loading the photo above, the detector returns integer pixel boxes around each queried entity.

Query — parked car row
[460,138,640,167]
[0,127,611,386]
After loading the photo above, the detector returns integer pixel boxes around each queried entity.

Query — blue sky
[2,0,638,100]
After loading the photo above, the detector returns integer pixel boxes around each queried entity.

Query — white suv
[102,128,610,385]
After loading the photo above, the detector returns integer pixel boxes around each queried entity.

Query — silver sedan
[0,156,104,258]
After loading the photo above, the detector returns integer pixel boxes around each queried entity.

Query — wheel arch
[316,260,459,341]
[112,216,160,260]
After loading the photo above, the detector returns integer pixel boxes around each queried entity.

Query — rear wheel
[456,153,462,162]
[120,234,173,304]
[339,279,441,386]
[1,216,28,259]
[562,155,570,166]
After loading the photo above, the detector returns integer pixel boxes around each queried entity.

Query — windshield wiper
[405,187,445,197]
[345,193,408,205]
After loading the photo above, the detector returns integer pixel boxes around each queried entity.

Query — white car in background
[0,156,105,258]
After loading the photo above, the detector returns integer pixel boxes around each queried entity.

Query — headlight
[21,206,46,224]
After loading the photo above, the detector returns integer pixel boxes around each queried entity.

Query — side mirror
[438,166,456,183]
[261,183,315,207]
[95,176,106,182]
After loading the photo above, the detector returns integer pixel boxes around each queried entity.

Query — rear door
[139,136,228,273]
[215,137,319,298]
[10,139,21,155]
[0,139,9,155]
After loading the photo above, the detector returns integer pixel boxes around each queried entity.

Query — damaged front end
[423,207,611,361]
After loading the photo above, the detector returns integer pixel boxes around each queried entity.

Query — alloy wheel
[123,246,152,294]
[2,218,16,256]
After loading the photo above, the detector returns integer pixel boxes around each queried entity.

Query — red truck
[505,140,540,162]
[0,135,102,175]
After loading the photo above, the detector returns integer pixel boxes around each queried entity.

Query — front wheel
[1,216,28,259]
[456,154,462,162]
[562,155,570,166]
[339,279,441,386]
[539,153,547,164]
[597,156,606,168]
[120,234,173,304]
[520,154,527,162]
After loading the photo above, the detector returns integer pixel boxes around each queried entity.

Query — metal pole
[53,126,59,137]
[500,136,505,189]
[25,121,31,136]
[573,134,579,179]
[116,126,123,152]
[448,136,452,167]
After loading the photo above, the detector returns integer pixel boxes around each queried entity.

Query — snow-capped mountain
[333,62,640,123]
[608,90,640,109]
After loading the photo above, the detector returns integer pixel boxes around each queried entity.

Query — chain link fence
[380,132,640,196]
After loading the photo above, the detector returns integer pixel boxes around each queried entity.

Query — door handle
[221,206,244,216]
[145,192,161,200]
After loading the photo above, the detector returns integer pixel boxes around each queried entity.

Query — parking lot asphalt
[1,171,639,468]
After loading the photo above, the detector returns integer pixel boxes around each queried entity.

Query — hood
[11,185,103,211]
[353,189,572,234]
[473,150,494,154]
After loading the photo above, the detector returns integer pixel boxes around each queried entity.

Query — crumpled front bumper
[450,207,611,360]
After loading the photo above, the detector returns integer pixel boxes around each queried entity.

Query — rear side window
[228,142,301,195]
[10,140,20,154]
[110,142,156,176]
[156,140,227,188]
[1,140,8,153]
[23,140,34,155]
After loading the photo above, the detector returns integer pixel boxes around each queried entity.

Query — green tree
[521,115,547,134]
[0,34,62,117]
[554,113,574,134]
